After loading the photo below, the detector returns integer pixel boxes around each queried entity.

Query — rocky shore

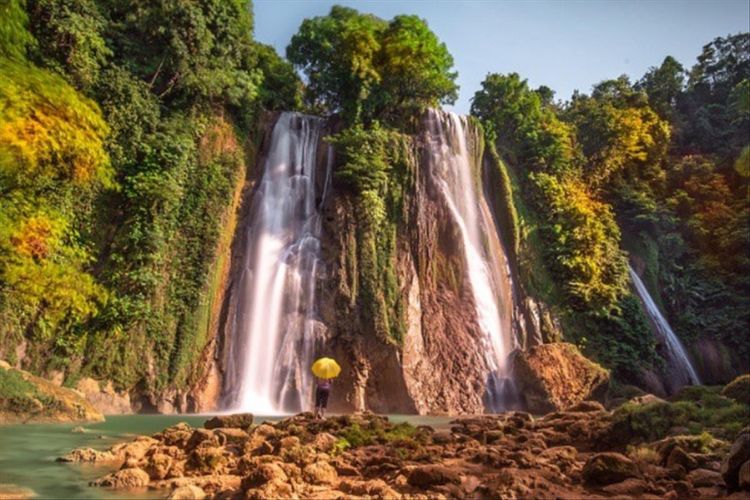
[60,388,750,499]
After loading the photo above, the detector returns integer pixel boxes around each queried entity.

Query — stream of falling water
[629,265,701,389]
[426,110,516,410]
[223,112,330,414]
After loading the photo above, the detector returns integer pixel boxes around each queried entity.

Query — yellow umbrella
[311,357,341,379]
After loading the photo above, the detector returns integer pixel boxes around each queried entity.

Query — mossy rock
[722,375,750,405]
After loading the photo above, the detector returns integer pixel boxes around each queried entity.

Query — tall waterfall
[629,265,701,388]
[425,110,516,410]
[223,112,331,414]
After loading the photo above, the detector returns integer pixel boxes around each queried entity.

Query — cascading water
[425,110,516,410]
[629,265,701,389]
[223,112,331,414]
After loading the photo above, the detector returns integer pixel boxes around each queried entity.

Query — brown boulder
[91,468,150,488]
[722,430,750,490]
[145,453,173,480]
[510,343,609,413]
[667,446,698,471]
[739,460,750,490]
[168,485,206,499]
[311,432,338,452]
[242,462,288,489]
[566,400,605,413]
[303,461,338,485]
[56,447,116,463]
[204,413,253,430]
[688,468,723,487]
[407,465,461,487]
[582,452,639,485]
[187,446,226,474]
[601,478,649,496]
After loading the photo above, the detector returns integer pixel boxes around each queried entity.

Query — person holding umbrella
[311,357,340,419]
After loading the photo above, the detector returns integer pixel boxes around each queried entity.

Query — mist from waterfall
[223,112,330,414]
[425,109,516,410]
[629,265,701,389]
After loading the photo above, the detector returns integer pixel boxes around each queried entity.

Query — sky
[254,0,750,114]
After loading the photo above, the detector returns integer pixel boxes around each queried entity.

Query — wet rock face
[510,342,610,413]
[74,377,132,415]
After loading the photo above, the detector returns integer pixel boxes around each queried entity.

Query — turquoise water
[0,414,453,499]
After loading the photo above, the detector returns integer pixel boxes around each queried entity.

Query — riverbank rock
[69,408,739,499]
[511,343,610,413]
[75,377,132,414]
[582,452,639,485]
[204,413,253,430]
[0,362,104,425]
[722,428,750,491]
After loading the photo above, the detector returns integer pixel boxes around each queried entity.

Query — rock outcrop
[510,342,610,413]
[74,377,132,415]
[65,403,741,499]
[0,361,104,424]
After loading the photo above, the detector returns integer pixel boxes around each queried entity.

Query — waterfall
[629,265,701,388]
[425,110,516,410]
[223,112,330,414]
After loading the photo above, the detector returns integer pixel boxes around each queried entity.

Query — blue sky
[254,0,750,114]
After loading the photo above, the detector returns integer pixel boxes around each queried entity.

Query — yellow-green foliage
[0,17,109,360]
[0,59,110,186]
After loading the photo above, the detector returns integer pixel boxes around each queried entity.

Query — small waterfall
[629,265,701,388]
[425,110,516,410]
[223,112,331,414]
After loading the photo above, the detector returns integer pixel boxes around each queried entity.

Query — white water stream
[223,113,330,414]
[425,110,516,409]
[629,265,701,388]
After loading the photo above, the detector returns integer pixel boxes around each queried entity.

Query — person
[314,377,332,418]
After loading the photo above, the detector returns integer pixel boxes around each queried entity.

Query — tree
[375,15,458,120]
[287,6,458,124]
[287,5,385,120]
[637,56,686,119]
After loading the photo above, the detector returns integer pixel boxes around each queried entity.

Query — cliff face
[197,110,557,415]
[320,112,519,415]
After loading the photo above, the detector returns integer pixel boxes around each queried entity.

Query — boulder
[407,465,461,487]
[510,343,609,413]
[241,462,288,489]
[204,413,253,430]
[56,447,116,463]
[667,446,698,471]
[168,485,206,499]
[144,453,173,480]
[303,461,338,485]
[601,478,648,496]
[187,446,226,474]
[722,430,750,491]
[722,375,750,405]
[312,432,338,452]
[739,460,750,490]
[91,468,150,488]
[687,468,723,488]
[582,452,639,485]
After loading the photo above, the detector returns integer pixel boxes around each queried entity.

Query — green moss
[722,375,750,405]
[612,394,750,443]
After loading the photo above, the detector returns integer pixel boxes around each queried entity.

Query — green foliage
[337,421,420,448]
[288,5,457,124]
[27,0,111,89]
[328,125,413,344]
[0,0,35,60]
[612,395,749,443]
[254,43,302,111]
